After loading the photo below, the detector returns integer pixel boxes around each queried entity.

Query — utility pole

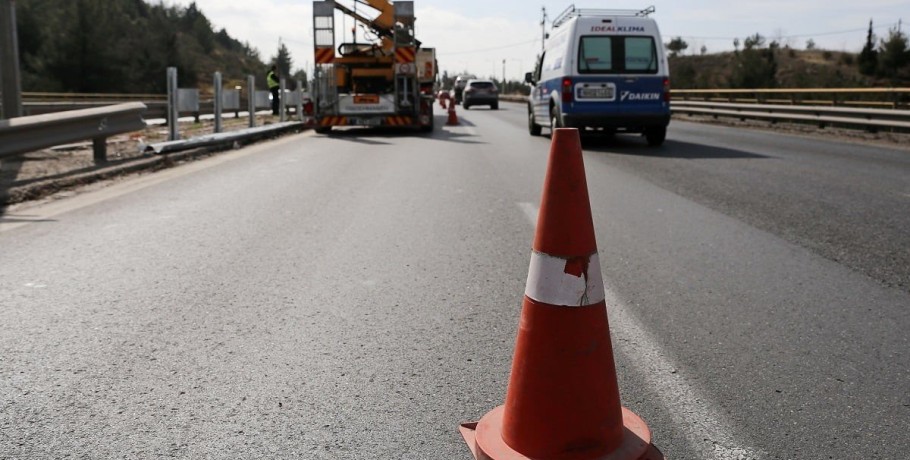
[0,0,23,119]
[502,59,506,85]
[540,6,548,54]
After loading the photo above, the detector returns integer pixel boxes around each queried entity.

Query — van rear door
[571,34,667,120]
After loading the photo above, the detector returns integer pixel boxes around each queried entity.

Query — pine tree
[858,19,878,76]
[273,43,293,80]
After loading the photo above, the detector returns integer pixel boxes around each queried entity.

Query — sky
[167,0,908,81]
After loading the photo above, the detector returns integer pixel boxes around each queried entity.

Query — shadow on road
[434,127,486,145]
[311,115,486,145]
[583,135,770,159]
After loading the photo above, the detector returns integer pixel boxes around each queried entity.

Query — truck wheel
[528,108,542,136]
[315,126,332,135]
[420,117,434,133]
[645,126,667,146]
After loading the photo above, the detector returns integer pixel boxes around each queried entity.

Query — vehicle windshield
[469,82,496,89]
[577,36,658,74]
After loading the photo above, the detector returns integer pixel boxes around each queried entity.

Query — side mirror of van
[524,72,534,84]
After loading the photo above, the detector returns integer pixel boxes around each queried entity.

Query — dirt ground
[2,112,907,209]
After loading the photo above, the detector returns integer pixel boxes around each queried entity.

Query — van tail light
[465,88,475,94]
[562,78,573,104]
[663,78,671,103]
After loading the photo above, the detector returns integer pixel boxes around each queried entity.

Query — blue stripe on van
[541,76,669,116]
[576,76,667,115]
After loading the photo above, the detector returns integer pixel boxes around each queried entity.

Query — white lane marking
[517,201,762,459]
[525,252,605,307]
[605,288,762,459]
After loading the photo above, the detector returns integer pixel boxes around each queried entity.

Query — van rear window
[578,36,658,74]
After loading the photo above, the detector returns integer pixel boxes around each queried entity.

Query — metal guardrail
[672,88,910,109]
[0,102,147,163]
[671,100,910,130]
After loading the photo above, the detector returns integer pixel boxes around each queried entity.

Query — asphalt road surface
[2,103,908,459]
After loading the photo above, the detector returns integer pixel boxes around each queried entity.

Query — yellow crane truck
[312,1,437,134]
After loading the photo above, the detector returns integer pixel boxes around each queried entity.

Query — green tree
[272,42,293,80]
[743,33,766,50]
[16,0,266,93]
[732,33,777,88]
[666,37,688,57]
[877,26,909,78]
[858,20,878,76]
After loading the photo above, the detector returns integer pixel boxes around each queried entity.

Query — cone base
[460,405,663,460]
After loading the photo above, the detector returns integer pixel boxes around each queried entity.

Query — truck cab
[526,6,670,146]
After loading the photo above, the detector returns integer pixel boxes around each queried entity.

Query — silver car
[462,79,499,110]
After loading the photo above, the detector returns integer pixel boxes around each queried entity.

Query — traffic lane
[460,106,909,458]
[584,162,910,459]
[0,127,533,458]
[582,120,910,294]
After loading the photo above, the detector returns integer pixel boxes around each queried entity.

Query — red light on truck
[663,78,671,103]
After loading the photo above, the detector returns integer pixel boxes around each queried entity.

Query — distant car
[449,75,476,104]
[462,79,499,110]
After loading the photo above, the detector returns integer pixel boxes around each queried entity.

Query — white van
[526,6,670,146]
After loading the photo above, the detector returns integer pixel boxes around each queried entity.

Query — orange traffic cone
[438,91,448,109]
[446,99,459,126]
[460,128,663,460]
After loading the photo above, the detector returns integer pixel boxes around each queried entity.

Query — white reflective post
[167,67,179,141]
[247,75,256,128]
[213,71,223,133]
[279,78,287,122]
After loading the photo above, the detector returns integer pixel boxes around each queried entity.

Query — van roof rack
[552,5,656,28]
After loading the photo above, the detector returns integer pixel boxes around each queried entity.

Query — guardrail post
[297,79,304,121]
[214,71,223,133]
[279,78,287,122]
[248,75,256,128]
[93,137,107,164]
[167,67,179,141]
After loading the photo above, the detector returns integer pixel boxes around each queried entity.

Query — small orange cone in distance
[459,128,663,460]
[446,98,459,126]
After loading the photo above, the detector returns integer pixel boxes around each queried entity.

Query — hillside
[670,47,908,89]
[15,0,271,94]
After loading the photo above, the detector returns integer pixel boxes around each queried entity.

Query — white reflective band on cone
[525,251,606,307]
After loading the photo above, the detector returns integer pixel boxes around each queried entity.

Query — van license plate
[579,87,613,99]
